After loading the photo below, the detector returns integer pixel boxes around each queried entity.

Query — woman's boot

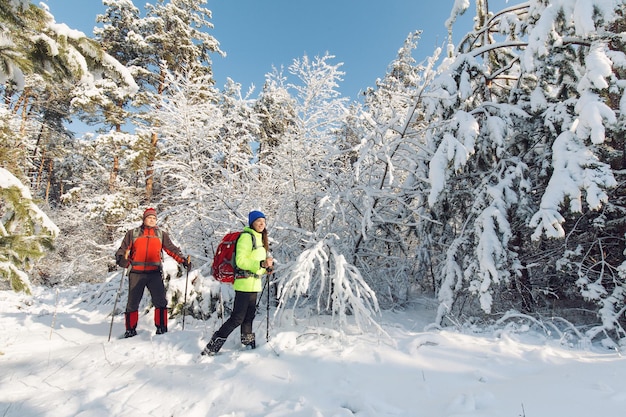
[202,334,227,355]
[241,333,255,349]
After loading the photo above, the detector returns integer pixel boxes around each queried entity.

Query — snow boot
[124,329,137,338]
[124,311,138,338]
[155,307,168,335]
[201,335,227,355]
[241,333,256,349]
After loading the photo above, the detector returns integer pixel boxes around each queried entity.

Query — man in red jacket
[115,208,190,338]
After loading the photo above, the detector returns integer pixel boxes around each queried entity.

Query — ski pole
[108,250,130,342]
[182,255,190,330]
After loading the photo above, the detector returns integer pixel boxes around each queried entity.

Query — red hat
[143,208,157,220]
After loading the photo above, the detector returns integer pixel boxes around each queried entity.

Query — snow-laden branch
[428,110,479,206]
[275,238,384,334]
[1,167,59,293]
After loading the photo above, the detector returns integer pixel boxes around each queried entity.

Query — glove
[260,259,274,274]
[117,255,130,269]
[182,258,192,271]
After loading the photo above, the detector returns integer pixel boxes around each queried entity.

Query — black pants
[215,291,258,338]
[125,270,167,312]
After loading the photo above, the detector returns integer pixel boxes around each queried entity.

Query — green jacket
[233,226,267,292]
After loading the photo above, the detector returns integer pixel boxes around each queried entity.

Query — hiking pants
[214,291,258,338]
[125,270,167,312]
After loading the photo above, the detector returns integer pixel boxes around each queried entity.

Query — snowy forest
[2,0,626,347]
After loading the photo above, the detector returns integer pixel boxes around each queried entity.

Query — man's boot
[124,311,138,338]
[154,307,168,335]
[201,334,227,356]
[241,333,256,349]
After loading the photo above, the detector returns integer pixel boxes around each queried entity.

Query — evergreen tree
[255,69,299,168]
[422,0,626,342]
[132,0,223,200]
[1,0,137,187]
[91,0,146,193]
[0,167,58,293]
[0,1,137,289]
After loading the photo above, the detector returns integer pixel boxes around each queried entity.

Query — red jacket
[116,226,185,272]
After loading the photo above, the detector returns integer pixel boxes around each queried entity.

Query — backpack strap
[234,230,258,277]
[245,230,258,250]
[131,227,163,243]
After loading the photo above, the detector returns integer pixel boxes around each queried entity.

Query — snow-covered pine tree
[423,0,626,342]
[1,1,138,203]
[0,168,59,293]
[522,0,626,342]
[255,69,299,167]
[129,0,223,201]
[0,0,138,286]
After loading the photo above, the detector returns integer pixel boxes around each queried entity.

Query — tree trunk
[144,68,166,201]
[145,131,158,200]
[108,125,121,192]
[45,159,53,203]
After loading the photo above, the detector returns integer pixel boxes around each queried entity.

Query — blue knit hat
[248,210,266,226]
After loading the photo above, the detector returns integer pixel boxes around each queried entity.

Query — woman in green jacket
[202,210,274,355]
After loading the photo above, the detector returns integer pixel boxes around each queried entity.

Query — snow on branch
[435,235,467,324]
[275,239,383,334]
[42,9,139,96]
[428,110,479,206]
[529,130,616,240]
[469,177,518,313]
[0,168,59,238]
[1,168,59,293]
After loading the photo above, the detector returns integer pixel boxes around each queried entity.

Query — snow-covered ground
[1,273,625,417]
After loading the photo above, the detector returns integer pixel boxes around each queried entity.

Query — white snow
[1,281,625,417]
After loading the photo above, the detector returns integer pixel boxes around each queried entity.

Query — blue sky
[43,0,510,100]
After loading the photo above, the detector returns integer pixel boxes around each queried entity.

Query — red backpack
[211,231,257,283]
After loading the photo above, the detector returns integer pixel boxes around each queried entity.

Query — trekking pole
[218,286,225,325]
[266,272,273,342]
[108,250,130,342]
[182,255,191,330]
[256,276,269,309]
[253,275,269,338]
